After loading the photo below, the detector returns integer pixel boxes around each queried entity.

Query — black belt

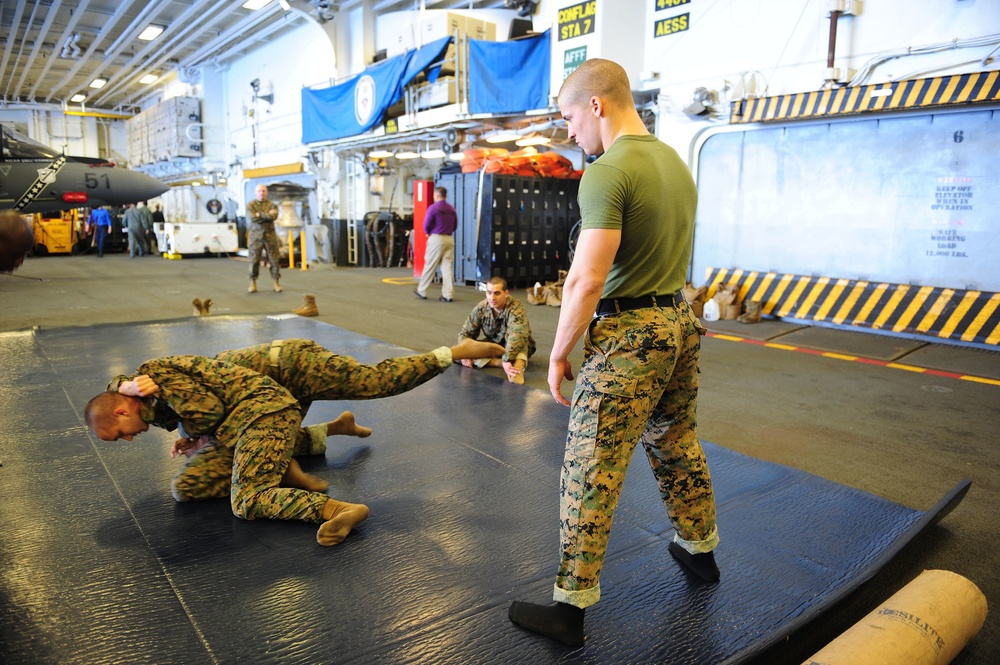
[595,291,684,316]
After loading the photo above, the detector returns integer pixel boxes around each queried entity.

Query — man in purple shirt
[414,186,458,302]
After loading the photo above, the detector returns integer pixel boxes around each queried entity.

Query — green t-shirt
[578,134,697,300]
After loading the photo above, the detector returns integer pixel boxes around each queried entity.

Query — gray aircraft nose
[86,167,169,206]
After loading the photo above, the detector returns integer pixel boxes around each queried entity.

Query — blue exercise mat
[0,317,969,664]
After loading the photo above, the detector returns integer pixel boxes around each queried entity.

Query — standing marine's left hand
[548,358,574,406]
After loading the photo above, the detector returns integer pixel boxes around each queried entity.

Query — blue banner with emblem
[301,36,452,144]
[468,30,551,115]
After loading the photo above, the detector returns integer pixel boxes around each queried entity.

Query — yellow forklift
[30,208,87,256]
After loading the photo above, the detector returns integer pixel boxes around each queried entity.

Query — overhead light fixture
[515,135,550,147]
[395,150,419,160]
[70,93,86,102]
[486,131,519,144]
[138,25,165,41]
[369,149,394,159]
[139,74,159,84]
[420,148,447,159]
[279,0,291,9]
[242,0,273,9]
[89,78,107,89]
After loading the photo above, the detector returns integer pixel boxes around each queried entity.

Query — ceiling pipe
[44,0,144,103]
[0,1,29,100]
[29,0,95,99]
[824,6,842,89]
[91,0,236,106]
[3,0,47,100]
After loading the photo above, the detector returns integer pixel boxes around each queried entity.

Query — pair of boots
[191,298,212,316]
[248,279,282,293]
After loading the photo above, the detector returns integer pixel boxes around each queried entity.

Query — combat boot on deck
[293,294,318,317]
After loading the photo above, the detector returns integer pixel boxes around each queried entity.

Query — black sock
[508,600,585,647]
[668,541,721,582]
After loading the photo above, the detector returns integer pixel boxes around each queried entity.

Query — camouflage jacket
[113,355,299,446]
[459,296,536,362]
[247,199,278,225]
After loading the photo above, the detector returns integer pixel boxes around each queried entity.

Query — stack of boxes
[126,97,203,166]
[381,12,496,112]
[419,13,495,111]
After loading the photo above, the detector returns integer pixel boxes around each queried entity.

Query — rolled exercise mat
[804,569,987,665]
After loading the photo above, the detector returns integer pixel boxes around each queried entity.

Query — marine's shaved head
[558,59,634,110]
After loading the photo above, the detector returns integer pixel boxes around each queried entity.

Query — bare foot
[452,338,505,360]
[326,410,373,438]
[281,458,330,492]
[316,500,370,546]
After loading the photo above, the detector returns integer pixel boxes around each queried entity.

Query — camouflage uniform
[552,134,718,610]
[214,339,450,454]
[113,340,453,498]
[124,355,329,524]
[555,303,716,607]
[459,296,536,366]
[246,198,280,281]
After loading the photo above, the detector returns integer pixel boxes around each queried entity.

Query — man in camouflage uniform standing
[509,59,720,646]
[246,184,282,293]
[458,276,536,384]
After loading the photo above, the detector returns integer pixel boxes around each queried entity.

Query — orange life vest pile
[460,146,582,179]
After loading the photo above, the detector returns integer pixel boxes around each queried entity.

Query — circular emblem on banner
[206,198,223,214]
[354,74,376,126]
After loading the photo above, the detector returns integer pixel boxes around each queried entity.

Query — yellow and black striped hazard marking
[705,267,1000,347]
[703,331,1000,387]
[730,71,1000,124]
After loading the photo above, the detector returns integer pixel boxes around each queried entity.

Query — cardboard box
[415,77,457,110]
[422,12,466,43]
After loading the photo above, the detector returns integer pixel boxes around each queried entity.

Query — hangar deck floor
[2,252,996,664]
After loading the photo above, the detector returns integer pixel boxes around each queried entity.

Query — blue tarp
[468,30,550,115]
[301,37,453,144]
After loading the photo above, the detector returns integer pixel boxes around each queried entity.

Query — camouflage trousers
[553,303,719,609]
[171,407,329,524]
[247,222,281,281]
[266,339,447,454]
[266,339,446,410]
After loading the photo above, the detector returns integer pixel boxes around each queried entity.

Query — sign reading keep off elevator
[558,1,596,41]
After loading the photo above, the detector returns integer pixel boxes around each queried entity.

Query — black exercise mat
[0,316,969,664]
